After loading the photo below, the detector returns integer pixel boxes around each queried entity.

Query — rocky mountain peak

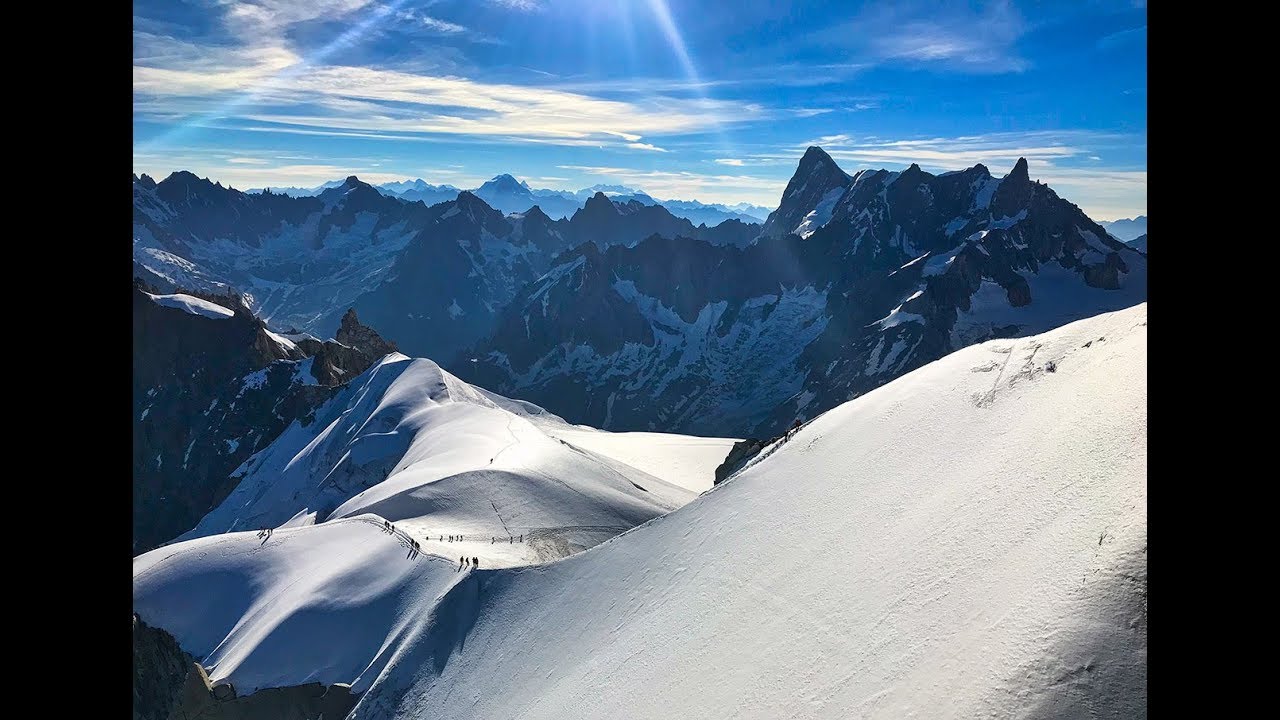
[991,157,1035,217]
[759,145,852,239]
[1007,157,1030,185]
[585,191,616,210]
[572,192,622,226]
[480,174,531,194]
[797,145,838,174]
[158,170,219,196]
[336,308,397,356]
[452,190,505,223]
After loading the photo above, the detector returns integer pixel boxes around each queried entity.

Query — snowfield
[540,428,738,493]
[144,292,235,320]
[135,303,1145,718]
[178,353,730,567]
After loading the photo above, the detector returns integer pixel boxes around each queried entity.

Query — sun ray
[643,0,734,156]
[138,0,418,152]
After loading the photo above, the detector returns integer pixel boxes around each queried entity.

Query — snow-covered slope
[367,302,1148,718]
[144,292,234,319]
[538,427,739,494]
[180,353,730,567]
[134,518,462,696]
[135,304,1146,717]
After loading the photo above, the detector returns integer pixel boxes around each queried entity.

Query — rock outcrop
[134,611,359,720]
[167,663,356,720]
[714,438,773,484]
[133,282,398,552]
[134,614,196,720]
[461,155,1146,438]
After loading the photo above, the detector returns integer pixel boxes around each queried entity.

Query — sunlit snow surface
[136,304,1145,717]
[145,292,234,320]
[176,353,733,569]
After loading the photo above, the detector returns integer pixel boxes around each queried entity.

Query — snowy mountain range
[136,147,1145,440]
[459,148,1147,437]
[136,303,1147,718]
[134,173,759,365]
[1098,215,1147,241]
[249,173,771,225]
[132,148,1146,717]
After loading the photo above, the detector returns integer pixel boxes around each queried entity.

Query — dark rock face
[569,192,697,249]
[304,309,399,386]
[714,438,773,484]
[133,614,195,720]
[133,172,435,339]
[566,192,758,250]
[758,146,852,239]
[163,657,358,720]
[136,171,759,364]
[350,192,548,363]
[133,283,396,552]
[461,154,1147,438]
[350,190,758,361]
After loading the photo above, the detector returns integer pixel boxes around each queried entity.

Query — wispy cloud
[135,55,765,149]
[1032,168,1147,221]
[134,0,769,154]
[714,158,744,166]
[1097,26,1145,51]
[488,0,540,11]
[792,108,834,118]
[817,0,1029,74]
[792,130,1146,220]
[223,0,376,36]
[800,131,1131,169]
[420,16,466,34]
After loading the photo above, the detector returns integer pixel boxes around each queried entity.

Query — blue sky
[134,0,1147,219]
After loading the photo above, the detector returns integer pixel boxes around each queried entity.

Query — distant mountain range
[134,173,760,365]
[136,146,1145,438]
[459,148,1147,436]
[247,173,772,226]
[1099,215,1146,241]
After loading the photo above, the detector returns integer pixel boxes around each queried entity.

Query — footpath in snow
[135,303,1146,718]
[177,353,735,569]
